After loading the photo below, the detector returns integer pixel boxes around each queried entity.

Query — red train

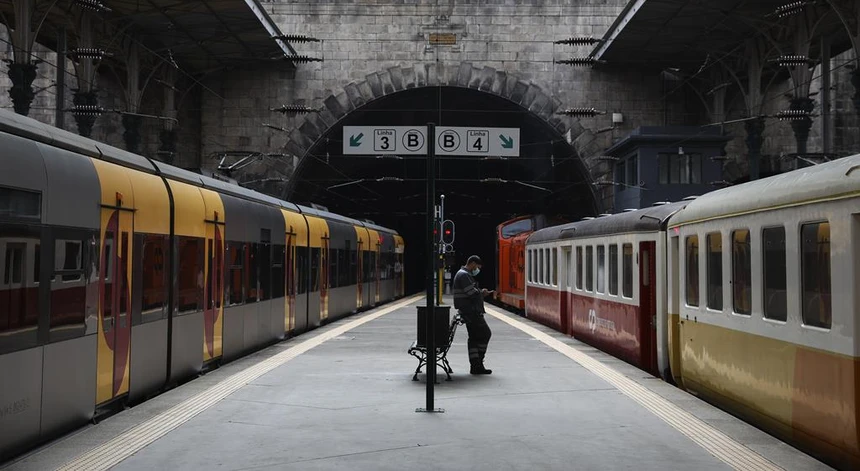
[494,215,558,311]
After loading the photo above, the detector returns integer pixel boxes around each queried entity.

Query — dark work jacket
[453,267,484,320]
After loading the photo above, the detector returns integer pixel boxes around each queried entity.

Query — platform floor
[2,295,834,471]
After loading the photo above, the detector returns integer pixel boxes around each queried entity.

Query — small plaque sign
[429,33,456,45]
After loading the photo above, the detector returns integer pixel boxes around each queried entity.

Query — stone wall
[2,1,858,207]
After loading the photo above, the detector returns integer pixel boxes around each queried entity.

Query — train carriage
[666,155,860,469]
[0,108,405,462]
[526,202,688,377]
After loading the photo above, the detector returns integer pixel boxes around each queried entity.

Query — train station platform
[1,295,833,471]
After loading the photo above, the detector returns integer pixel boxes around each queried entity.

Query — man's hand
[482,288,494,296]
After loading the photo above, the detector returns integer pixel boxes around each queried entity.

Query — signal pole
[437,194,445,305]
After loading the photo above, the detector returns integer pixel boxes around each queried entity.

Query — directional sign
[343,126,427,155]
[436,127,519,157]
[343,126,519,156]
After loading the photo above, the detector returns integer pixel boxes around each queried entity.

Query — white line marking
[56,295,422,471]
[484,306,783,471]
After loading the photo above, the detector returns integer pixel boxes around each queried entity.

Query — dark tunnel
[286,86,599,294]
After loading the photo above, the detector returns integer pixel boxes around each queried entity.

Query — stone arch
[282,61,597,211]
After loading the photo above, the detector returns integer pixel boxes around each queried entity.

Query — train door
[356,238,364,309]
[375,238,381,304]
[203,215,225,362]
[320,233,329,322]
[668,235,682,384]
[639,241,658,376]
[285,228,296,333]
[97,205,133,405]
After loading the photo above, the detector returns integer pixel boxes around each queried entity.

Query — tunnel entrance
[286,85,598,294]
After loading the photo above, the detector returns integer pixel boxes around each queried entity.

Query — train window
[609,245,618,295]
[502,218,533,238]
[226,242,244,305]
[0,186,41,220]
[258,243,271,301]
[762,227,787,322]
[685,236,699,306]
[1,238,40,339]
[596,245,606,293]
[55,240,83,282]
[622,244,633,297]
[141,234,168,317]
[348,242,358,286]
[247,243,259,302]
[564,249,572,289]
[538,249,544,284]
[586,246,594,292]
[731,230,751,315]
[272,244,285,299]
[310,248,321,292]
[707,233,723,310]
[177,237,204,313]
[552,248,558,286]
[296,246,309,295]
[576,246,583,289]
[801,222,831,329]
[526,250,531,283]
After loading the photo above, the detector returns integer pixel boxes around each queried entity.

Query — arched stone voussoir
[284,61,583,193]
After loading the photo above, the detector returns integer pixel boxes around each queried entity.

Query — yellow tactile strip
[56,295,422,471]
[484,306,783,471]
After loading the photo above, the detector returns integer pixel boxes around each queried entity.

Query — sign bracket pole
[417,122,442,413]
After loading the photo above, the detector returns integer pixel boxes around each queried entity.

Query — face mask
[471,268,480,276]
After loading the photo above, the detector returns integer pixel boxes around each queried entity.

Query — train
[497,154,860,469]
[0,108,405,462]
[494,215,558,312]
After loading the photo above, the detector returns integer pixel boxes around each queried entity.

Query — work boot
[470,364,492,375]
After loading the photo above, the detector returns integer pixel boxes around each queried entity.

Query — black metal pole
[425,122,437,409]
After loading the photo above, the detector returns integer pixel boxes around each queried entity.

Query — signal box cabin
[608,126,730,210]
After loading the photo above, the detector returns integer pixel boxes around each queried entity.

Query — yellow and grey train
[0,109,405,462]
[525,153,860,469]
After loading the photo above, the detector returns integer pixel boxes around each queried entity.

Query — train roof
[0,109,398,234]
[670,153,860,227]
[529,201,689,244]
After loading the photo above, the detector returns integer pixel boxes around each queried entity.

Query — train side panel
[163,179,207,382]
[671,194,860,469]
[125,170,171,403]
[282,208,307,335]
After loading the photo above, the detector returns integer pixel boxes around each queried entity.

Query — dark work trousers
[464,314,492,367]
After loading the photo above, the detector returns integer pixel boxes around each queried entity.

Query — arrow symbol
[499,134,514,149]
[349,133,364,147]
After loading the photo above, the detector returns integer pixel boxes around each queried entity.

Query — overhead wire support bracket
[556,107,606,117]
[554,57,605,67]
[554,36,604,46]
[270,104,320,115]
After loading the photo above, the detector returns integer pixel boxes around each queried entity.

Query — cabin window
[706,233,723,310]
[575,246,583,289]
[538,249,544,284]
[564,248,572,290]
[1,238,40,339]
[622,244,633,297]
[0,186,41,220]
[596,245,606,293]
[226,242,244,305]
[685,236,699,306]
[141,234,168,316]
[801,222,831,329]
[608,245,618,295]
[552,248,558,286]
[501,218,533,238]
[177,237,204,313]
[731,230,751,315]
[585,246,594,292]
[762,227,787,321]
